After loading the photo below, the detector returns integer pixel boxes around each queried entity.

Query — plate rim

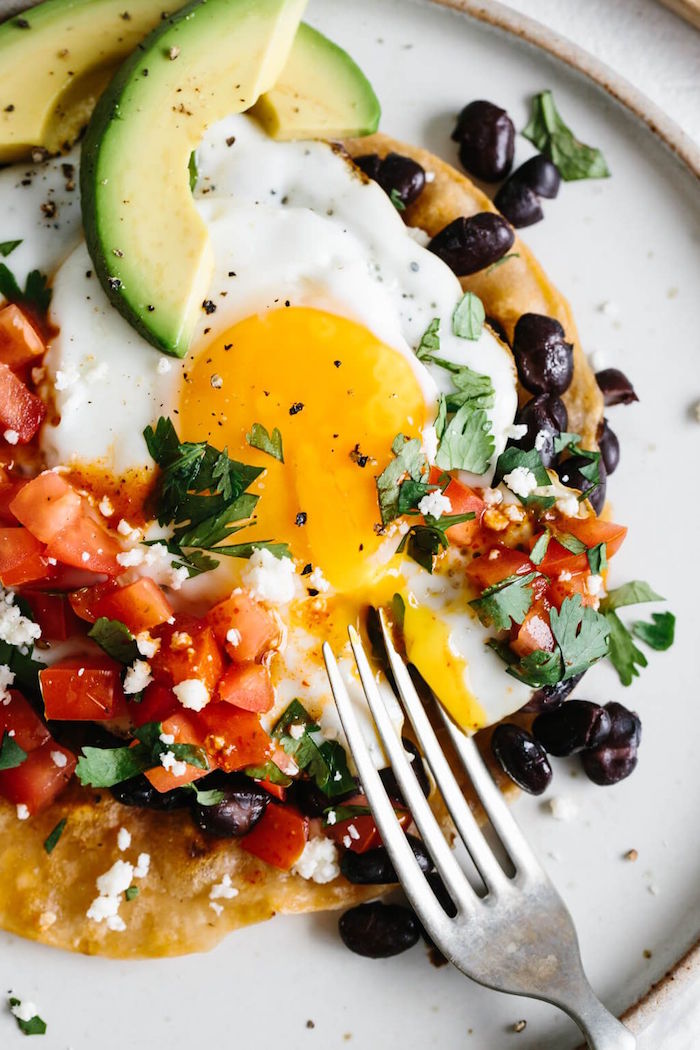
[427,0,700,1037]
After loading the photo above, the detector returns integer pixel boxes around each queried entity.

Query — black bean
[291,777,360,817]
[533,701,612,756]
[512,313,574,396]
[340,835,432,884]
[520,671,586,714]
[378,737,430,803]
[581,745,638,786]
[376,152,426,207]
[339,902,420,958]
[494,179,543,228]
[595,368,639,406]
[191,772,269,837]
[556,455,607,515]
[354,153,382,180]
[512,394,568,468]
[451,100,515,182]
[597,418,620,475]
[604,702,642,749]
[511,154,561,199]
[110,774,190,811]
[491,724,552,795]
[428,213,514,276]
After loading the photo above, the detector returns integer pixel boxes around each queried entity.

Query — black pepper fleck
[301,563,312,576]
[4,105,15,113]
[226,136,236,147]
[202,299,216,315]
[289,402,304,415]
[349,444,369,468]
[14,18,30,29]
[333,360,342,367]
[295,512,307,526]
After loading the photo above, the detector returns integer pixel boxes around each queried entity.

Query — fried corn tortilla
[0,137,600,959]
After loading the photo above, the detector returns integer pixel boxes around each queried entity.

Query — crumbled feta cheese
[117,519,140,540]
[54,367,80,391]
[3,429,18,445]
[160,750,187,777]
[16,803,29,820]
[98,495,114,517]
[586,574,605,597]
[0,664,15,703]
[159,732,175,745]
[504,423,528,441]
[241,548,296,604]
[87,894,121,923]
[117,542,188,590]
[117,827,131,852]
[503,504,525,523]
[133,853,150,879]
[417,490,452,520]
[136,631,160,658]
[534,430,548,452]
[225,628,241,649]
[116,548,145,568]
[482,487,503,507]
[173,678,210,712]
[307,566,331,593]
[503,467,538,499]
[86,858,138,930]
[11,1000,40,1024]
[0,589,41,647]
[421,423,438,461]
[556,494,580,518]
[288,723,305,740]
[548,797,579,822]
[123,659,153,695]
[50,750,68,768]
[96,859,134,897]
[558,570,573,582]
[171,630,192,649]
[157,357,172,375]
[347,823,360,841]
[292,837,340,884]
[106,915,127,932]
[209,873,239,901]
[209,901,224,916]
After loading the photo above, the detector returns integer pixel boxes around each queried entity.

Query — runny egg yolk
[179,307,428,593]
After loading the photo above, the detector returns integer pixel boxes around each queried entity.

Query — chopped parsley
[125,886,139,902]
[452,291,485,341]
[470,572,538,631]
[587,542,608,574]
[75,721,208,788]
[435,401,494,474]
[246,422,284,462]
[415,317,440,359]
[632,612,675,651]
[0,638,42,699]
[493,446,554,507]
[376,434,429,525]
[0,263,51,314]
[87,617,139,664]
[523,90,611,181]
[43,818,67,855]
[530,530,550,566]
[599,581,673,685]
[0,731,27,771]
[0,239,22,257]
[244,760,293,787]
[8,999,47,1037]
[272,700,355,798]
[389,188,406,211]
[188,150,198,193]
[396,511,475,573]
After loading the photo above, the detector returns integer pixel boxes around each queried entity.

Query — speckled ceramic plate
[1,1,699,1047]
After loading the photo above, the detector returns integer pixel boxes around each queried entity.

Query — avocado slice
[81,0,307,357]
[0,0,168,162]
[252,23,380,140]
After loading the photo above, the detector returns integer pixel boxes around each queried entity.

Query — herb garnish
[87,618,139,664]
[75,721,208,788]
[632,612,675,651]
[188,150,198,193]
[244,760,292,787]
[0,731,27,771]
[523,90,611,181]
[8,999,47,1037]
[389,188,406,211]
[125,886,139,902]
[0,638,42,699]
[599,581,673,685]
[272,700,355,798]
[415,317,440,359]
[452,291,485,341]
[43,818,67,855]
[0,263,51,314]
[246,422,284,462]
[470,572,538,631]
[376,434,430,525]
[0,239,22,257]
[396,511,476,573]
[435,401,494,474]
[530,530,550,566]
[587,542,608,575]
[493,446,555,507]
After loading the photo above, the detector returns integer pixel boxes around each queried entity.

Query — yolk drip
[179,307,427,593]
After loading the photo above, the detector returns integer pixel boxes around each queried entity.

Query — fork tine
[378,610,510,895]
[322,643,452,937]
[440,712,541,880]
[346,627,476,915]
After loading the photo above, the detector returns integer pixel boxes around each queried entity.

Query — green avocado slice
[251,22,380,140]
[80,0,307,358]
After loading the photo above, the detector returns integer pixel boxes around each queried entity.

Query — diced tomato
[45,514,122,576]
[241,803,308,870]
[217,663,274,714]
[151,618,223,693]
[10,471,83,543]
[198,702,272,771]
[511,599,555,658]
[429,467,485,546]
[68,580,119,623]
[0,478,26,523]
[548,572,598,610]
[129,681,178,728]
[466,546,535,591]
[144,711,209,792]
[94,577,173,634]
[0,527,50,586]
[20,590,80,641]
[0,739,75,814]
[206,591,281,662]
[0,304,45,370]
[0,690,50,752]
[39,656,127,721]
[536,519,627,577]
[259,779,287,802]
[0,361,46,443]
[325,792,412,854]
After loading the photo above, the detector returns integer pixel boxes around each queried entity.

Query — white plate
[2,1,699,1047]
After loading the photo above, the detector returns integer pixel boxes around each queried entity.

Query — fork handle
[564,983,637,1050]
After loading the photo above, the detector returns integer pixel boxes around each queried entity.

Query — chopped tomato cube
[205,592,281,662]
[326,795,412,854]
[198,702,272,771]
[511,600,555,658]
[20,590,80,641]
[429,467,485,546]
[0,739,75,814]
[45,515,122,576]
[0,689,50,752]
[94,577,173,633]
[151,618,223,693]
[0,527,50,586]
[548,572,598,610]
[145,711,209,792]
[68,580,119,623]
[0,304,45,369]
[217,663,274,713]
[241,803,308,870]
[129,682,179,728]
[39,657,127,721]
[558,517,627,558]
[466,546,535,591]
[0,362,46,443]
[10,471,83,543]
[259,779,287,802]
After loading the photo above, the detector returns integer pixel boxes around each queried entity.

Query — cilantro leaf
[389,188,406,211]
[324,803,372,825]
[486,252,520,274]
[0,731,27,771]
[244,761,292,787]
[435,404,494,474]
[415,317,440,359]
[604,610,648,686]
[452,291,485,340]
[125,886,139,901]
[396,512,475,573]
[188,785,227,805]
[556,531,587,555]
[88,618,139,664]
[523,90,611,181]
[587,542,608,574]
[0,263,52,314]
[507,647,562,687]
[0,240,22,257]
[8,999,47,1037]
[272,700,355,798]
[376,434,428,525]
[213,540,292,560]
[493,446,555,507]
[76,721,208,788]
[0,640,42,698]
[188,150,198,193]
[601,581,664,611]
[246,423,284,463]
[397,477,436,515]
[553,431,582,455]
[43,818,67,855]
[0,263,22,302]
[530,531,550,566]
[632,611,675,651]
[470,572,538,631]
[550,594,610,680]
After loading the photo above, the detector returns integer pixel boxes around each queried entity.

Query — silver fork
[322,616,636,1050]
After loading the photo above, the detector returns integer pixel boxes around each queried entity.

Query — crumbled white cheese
[160,750,187,777]
[558,570,573,582]
[98,495,114,517]
[171,630,193,649]
[11,1000,40,1024]
[54,367,80,391]
[347,823,360,841]
[3,429,18,445]
[482,487,503,506]
[225,627,241,648]
[209,873,239,901]
[0,664,15,703]
[292,837,340,884]
[504,423,528,441]
[555,494,580,518]
[503,504,525,523]
[417,490,452,520]
[50,750,68,768]
[157,357,172,375]
[136,631,160,658]
[405,225,431,246]
[586,574,605,597]
[241,548,296,604]
[96,859,134,898]
[534,430,548,452]
[133,853,150,879]
[503,467,538,499]
[173,678,210,712]
[87,858,136,931]
[117,519,140,541]
[421,423,438,462]
[307,566,331,593]
[159,732,175,745]
[87,894,120,923]
[0,589,41,647]
[16,803,29,821]
[123,659,153,695]
[288,723,305,740]
[117,542,188,590]
[548,796,579,822]
[209,901,224,916]
[117,827,131,852]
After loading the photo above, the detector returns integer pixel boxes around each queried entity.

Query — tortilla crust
[344,133,604,448]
